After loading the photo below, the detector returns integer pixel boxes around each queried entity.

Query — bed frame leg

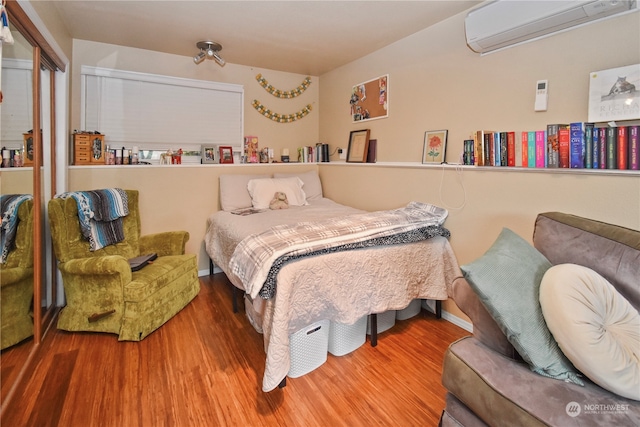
[369,313,378,347]
[278,378,286,388]
[436,300,442,319]
[232,286,239,313]
[209,258,214,276]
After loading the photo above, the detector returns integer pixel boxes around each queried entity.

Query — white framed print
[588,64,640,123]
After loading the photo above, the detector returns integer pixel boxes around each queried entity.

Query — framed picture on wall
[201,145,216,164]
[347,129,370,163]
[588,63,640,122]
[422,130,448,164]
[218,146,234,164]
[350,74,388,123]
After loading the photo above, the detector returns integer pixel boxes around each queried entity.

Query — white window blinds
[1,59,33,149]
[81,66,243,154]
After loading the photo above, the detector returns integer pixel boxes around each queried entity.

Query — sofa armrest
[451,276,521,360]
[139,231,189,256]
[59,255,132,280]
[0,266,33,288]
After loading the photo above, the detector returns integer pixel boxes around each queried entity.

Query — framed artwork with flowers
[422,130,448,164]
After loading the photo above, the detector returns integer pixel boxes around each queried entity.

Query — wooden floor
[2,273,469,427]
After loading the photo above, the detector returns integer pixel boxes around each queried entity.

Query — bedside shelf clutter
[73,133,105,165]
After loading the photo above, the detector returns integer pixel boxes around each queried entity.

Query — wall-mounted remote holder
[535,79,548,112]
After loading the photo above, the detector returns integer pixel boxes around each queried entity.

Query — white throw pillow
[274,170,323,200]
[540,263,640,400]
[247,177,308,210]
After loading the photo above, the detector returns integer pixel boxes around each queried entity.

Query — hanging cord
[438,163,467,211]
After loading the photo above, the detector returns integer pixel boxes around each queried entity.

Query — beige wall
[68,163,321,274]
[1,169,33,195]
[71,40,320,159]
[29,0,73,61]
[318,164,639,320]
[317,11,640,320]
[319,12,640,162]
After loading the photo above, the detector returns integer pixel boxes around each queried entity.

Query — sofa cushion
[533,212,640,310]
[443,336,640,427]
[124,254,197,302]
[540,264,640,401]
[451,277,520,359]
[461,228,581,385]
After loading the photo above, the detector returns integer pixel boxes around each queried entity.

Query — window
[81,66,243,164]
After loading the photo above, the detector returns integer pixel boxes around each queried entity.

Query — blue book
[527,131,536,168]
[592,126,599,169]
[570,122,585,168]
[494,132,501,166]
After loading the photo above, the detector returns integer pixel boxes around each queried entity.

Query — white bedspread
[205,198,363,289]
[230,201,448,299]
[204,198,462,392]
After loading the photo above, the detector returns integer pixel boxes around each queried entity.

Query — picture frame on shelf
[201,145,216,164]
[218,146,234,164]
[588,63,640,123]
[347,129,370,163]
[422,130,448,164]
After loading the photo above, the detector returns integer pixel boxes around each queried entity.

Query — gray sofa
[440,212,640,426]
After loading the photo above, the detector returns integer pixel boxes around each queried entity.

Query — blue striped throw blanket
[1,194,33,264]
[58,188,129,251]
[230,201,449,299]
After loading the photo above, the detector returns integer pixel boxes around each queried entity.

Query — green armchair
[48,190,200,341]
[1,199,34,350]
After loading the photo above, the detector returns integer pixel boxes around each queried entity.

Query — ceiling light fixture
[194,41,225,67]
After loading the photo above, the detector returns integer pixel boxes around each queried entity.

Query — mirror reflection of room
[0,25,35,404]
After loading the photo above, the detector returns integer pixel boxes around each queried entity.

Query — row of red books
[464,124,639,170]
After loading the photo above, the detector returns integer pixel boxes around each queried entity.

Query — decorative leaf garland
[252,99,312,123]
[256,73,312,98]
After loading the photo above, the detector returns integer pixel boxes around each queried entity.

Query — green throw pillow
[461,228,583,386]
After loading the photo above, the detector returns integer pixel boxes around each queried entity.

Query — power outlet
[338,148,346,160]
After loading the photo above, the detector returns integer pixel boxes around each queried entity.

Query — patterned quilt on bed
[229,201,449,299]
[257,225,450,299]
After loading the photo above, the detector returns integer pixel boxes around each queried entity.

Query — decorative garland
[252,99,312,123]
[256,73,311,98]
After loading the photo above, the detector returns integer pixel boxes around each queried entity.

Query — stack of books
[298,143,330,162]
[464,124,639,170]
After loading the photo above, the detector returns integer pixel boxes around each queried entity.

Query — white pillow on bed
[219,174,270,211]
[273,170,323,200]
[247,177,308,210]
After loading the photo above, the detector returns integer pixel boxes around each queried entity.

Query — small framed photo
[201,145,216,164]
[218,146,234,164]
[347,129,370,163]
[422,130,448,164]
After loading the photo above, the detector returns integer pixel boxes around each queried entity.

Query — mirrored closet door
[1,0,65,412]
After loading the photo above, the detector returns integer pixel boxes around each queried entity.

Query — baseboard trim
[441,310,473,333]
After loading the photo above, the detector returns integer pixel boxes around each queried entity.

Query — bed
[204,171,462,391]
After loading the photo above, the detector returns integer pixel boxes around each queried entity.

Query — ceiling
[50,0,482,75]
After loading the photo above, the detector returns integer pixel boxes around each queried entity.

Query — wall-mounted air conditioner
[465,0,638,54]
